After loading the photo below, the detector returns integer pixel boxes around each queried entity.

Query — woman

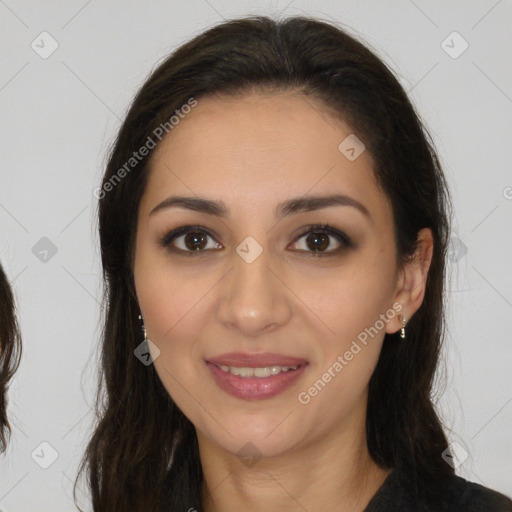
[0,261,22,454]
[77,15,512,511]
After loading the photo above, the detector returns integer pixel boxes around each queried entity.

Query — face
[133,90,408,460]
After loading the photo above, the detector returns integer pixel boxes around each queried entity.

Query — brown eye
[182,232,208,251]
[304,232,331,252]
[290,224,352,257]
[160,225,221,255]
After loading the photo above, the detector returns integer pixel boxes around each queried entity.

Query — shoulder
[439,473,512,512]
[365,466,512,512]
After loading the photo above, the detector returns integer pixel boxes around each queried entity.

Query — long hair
[76,15,453,511]
[0,262,22,453]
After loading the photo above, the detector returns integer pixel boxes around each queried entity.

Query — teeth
[218,364,298,378]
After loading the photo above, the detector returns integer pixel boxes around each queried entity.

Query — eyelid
[159,223,353,257]
[292,224,352,248]
[159,224,217,247]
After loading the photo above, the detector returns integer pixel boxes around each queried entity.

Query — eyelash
[158,223,353,258]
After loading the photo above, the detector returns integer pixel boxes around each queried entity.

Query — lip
[205,355,309,400]
[206,352,308,368]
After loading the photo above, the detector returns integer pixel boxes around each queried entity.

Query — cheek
[134,236,211,343]
[300,252,395,342]
[133,246,216,405]
[297,250,396,397]
[135,262,212,418]
[135,267,206,358]
[293,272,392,424]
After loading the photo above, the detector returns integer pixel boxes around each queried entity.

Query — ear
[385,228,434,335]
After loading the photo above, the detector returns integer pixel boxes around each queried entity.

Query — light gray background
[1,1,511,510]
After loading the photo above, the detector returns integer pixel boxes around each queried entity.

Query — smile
[206,361,308,400]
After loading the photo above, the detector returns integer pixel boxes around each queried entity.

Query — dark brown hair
[77,15,453,511]
[0,261,22,453]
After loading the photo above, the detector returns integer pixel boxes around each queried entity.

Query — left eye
[289,224,352,256]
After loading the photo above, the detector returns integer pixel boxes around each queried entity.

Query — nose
[217,240,292,336]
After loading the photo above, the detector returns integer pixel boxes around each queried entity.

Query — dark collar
[363,466,512,511]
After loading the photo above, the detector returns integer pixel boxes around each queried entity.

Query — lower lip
[206,362,308,400]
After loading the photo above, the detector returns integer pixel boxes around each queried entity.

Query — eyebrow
[149,194,371,220]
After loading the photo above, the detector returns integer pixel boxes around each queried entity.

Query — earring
[138,314,147,341]
[399,314,407,339]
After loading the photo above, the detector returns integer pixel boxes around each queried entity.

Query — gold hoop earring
[399,314,407,339]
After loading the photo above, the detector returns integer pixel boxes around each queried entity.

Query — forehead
[143,91,390,223]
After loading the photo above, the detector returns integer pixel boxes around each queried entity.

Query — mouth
[205,354,309,400]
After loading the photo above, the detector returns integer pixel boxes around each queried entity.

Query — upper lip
[206,352,308,368]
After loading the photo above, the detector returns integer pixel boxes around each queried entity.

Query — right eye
[159,225,222,256]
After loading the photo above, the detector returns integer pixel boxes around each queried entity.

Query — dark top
[364,466,512,511]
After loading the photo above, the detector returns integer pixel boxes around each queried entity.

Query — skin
[133,90,433,512]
